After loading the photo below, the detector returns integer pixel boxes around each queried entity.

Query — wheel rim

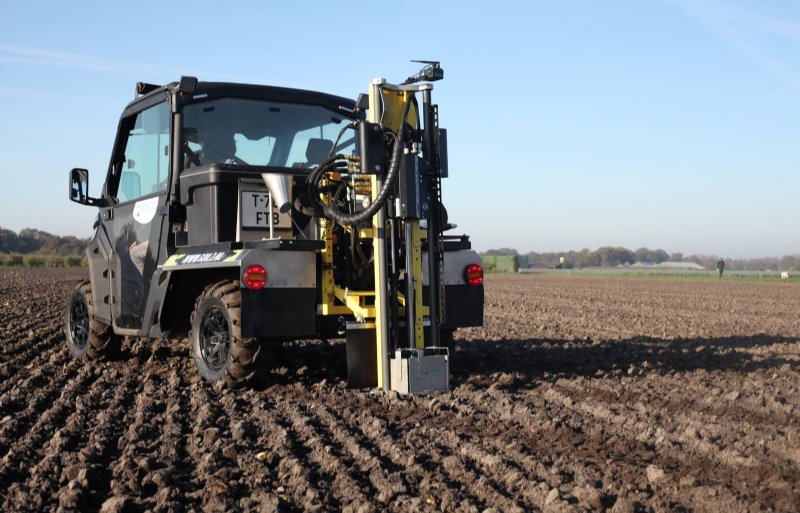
[199,306,231,371]
[70,297,90,349]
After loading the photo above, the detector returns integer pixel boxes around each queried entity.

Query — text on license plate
[240,191,291,228]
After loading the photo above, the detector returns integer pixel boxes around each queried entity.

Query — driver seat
[305,138,334,167]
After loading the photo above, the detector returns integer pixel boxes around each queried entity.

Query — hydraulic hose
[320,94,414,226]
[306,155,348,212]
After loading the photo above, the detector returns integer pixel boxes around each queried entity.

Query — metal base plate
[390,347,449,395]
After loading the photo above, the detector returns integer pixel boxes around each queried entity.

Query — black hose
[350,225,373,271]
[330,122,356,157]
[306,155,347,211]
[321,95,413,226]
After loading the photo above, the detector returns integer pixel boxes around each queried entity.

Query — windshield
[182,97,356,169]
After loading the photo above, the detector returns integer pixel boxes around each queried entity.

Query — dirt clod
[646,464,667,484]
[572,485,603,509]
[99,495,129,513]
[610,497,635,513]
[725,390,741,401]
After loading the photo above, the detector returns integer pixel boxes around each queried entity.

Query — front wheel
[64,280,121,361]
[190,280,268,387]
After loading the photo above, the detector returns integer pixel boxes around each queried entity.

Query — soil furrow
[558,376,800,466]
[536,383,773,511]
[184,377,243,511]
[0,353,74,436]
[310,400,420,507]
[105,372,163,511]
[248,395,328,512]
[276,397,374,511]
[19,367,137,511]
[0,330,67,395]
[0,365,98,489]
[0,350,78,447]
[0,318,62,354]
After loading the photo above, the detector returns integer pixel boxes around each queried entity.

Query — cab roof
[122,80,359,119]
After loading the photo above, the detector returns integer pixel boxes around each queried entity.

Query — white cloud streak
[0,43,268,83]
[665,0,800,102]
[762,20,800,41]
[0,85,111,105]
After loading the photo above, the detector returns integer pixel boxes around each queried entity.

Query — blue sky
[0,0,797,258]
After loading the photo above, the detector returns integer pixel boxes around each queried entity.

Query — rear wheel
[64,280,122,361]
[190,280,268,387]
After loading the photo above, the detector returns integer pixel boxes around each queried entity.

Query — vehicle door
[102,101,171,331]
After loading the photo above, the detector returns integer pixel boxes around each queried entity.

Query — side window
[117,102,170,203]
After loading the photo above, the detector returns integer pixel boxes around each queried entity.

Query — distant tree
[0,227,88,256]
[634,247,652,263]
[525,251,542,264]
[594,246,635,267]
[483,248,518,256]
[486,245,794,272]
[0,228,17,252]
[13,228,42,253]
[780,255,798,271]
[576,248,595,268]
[562,250,579,268]
[633,247,668,264]
[723,257,779,271]
[652,249,669,263]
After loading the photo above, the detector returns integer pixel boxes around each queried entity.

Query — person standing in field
[717,258,725,278]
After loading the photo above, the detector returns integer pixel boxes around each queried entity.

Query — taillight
[244,264,267,290]
[465,264,483,286]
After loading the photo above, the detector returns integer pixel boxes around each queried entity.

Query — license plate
[240,191,291,229]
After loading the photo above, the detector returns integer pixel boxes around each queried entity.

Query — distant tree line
[482,246,800,272]
[0,253,86,268]
[0,228,89,257]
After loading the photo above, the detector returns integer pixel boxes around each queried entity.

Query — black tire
[190,280,268,387]
[64,280,122,361]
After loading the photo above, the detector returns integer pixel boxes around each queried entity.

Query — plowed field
[1,268,799,512]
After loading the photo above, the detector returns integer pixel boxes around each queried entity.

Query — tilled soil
[1,269,799,512]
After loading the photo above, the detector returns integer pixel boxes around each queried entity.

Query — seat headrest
[305,138,334,165]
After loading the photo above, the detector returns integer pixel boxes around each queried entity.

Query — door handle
[103,209,113,220]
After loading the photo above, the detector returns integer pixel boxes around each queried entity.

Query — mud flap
[345,322,377,388]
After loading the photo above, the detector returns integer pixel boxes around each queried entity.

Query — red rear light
[244,264,267,290]
[465,264,483,286]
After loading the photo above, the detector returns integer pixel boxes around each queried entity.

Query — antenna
[401,60,444,85]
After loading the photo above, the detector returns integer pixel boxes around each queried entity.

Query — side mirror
[69,168,104,206]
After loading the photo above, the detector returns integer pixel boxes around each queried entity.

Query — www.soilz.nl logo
[180,252,228,264]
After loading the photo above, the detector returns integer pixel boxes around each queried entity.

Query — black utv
[65,75,483,388]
